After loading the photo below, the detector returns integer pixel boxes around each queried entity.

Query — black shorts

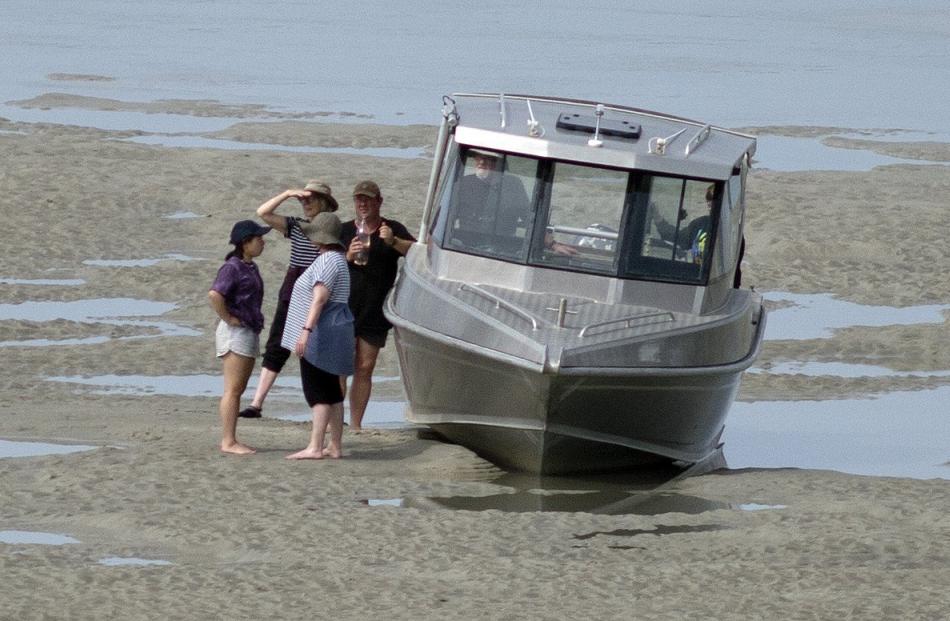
[356,327,388,349]
[299,357,343,406]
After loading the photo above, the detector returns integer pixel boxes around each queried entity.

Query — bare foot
[286,448,326,460]
[322,447,343,459]
[221,442,256,455]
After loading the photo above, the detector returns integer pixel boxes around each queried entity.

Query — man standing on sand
[340,180,415,430]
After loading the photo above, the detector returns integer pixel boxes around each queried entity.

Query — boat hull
[392,318,752,474]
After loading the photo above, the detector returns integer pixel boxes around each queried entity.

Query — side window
[711,176,740,278]
[428,144,460,245]
[627,176,717,283]
[531,163,628,275]
[682,180,715,266]
[640,178,713,265]
[728,174,743,268]
[442,148,537,261]
[641,176,686,261]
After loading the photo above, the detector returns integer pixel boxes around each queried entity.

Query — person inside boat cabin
[455,148,574,255]
[651,183,744,287]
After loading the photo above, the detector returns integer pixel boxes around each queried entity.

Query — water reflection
[374,470,732,516]
[727,386,950,479]
[763,292,949,340]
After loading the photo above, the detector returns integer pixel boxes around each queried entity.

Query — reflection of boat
[385,93,765,475]
[403,468,731,515]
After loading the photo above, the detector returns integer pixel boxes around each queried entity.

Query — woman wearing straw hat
[208,219,271,455]
[239,181,339,419]
[282,212,354,459]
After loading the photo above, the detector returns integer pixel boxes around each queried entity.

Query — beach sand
[1,107,949,619]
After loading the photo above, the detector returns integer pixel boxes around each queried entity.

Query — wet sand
[1,106,949,619]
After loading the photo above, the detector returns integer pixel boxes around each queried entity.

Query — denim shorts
[215,321,260,359]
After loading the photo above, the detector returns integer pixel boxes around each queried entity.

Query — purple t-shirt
[210,256,265,333]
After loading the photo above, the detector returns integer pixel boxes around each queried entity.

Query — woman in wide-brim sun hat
[282,211,354,460]
[239,180,339,420]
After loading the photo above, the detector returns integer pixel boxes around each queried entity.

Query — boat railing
[459,283,540,330]
[548,224,619,241]
[579,311,675,337]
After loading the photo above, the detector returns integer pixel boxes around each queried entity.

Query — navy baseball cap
[229,220,271,244]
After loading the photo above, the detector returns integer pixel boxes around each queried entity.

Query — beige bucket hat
[299,212,343,247]
[303,180,339,212]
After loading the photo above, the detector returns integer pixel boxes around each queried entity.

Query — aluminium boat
[385,93,765,474]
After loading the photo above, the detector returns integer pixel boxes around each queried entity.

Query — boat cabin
[422,94,755,306]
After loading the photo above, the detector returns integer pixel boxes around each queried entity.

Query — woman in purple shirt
[208,220,271,455]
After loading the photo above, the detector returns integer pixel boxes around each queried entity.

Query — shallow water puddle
[0,439,96,459]
[277,399,408,428]
[163,211,203,219]
[98,557,172,567]
[0,530,79,545]
[46,373,235,398]
[738,503,787,512]
[0,298,175,321]
[82,254,203,267]
[0,531,170,566]
[0,278,85,286]
[728,386,950,479]
[0,298,200,346]
[45,372,399,404]
[120,134,427,159]
[0,104,242,134]
[749,361,950,379]
[763,292,949,340]
[754,135,945,171]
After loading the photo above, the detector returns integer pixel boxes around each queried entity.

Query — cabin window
[438,147,539,261]
[529,162,628,275]
[714,173,744,278]
[432,144,728,286]
[624,177,717,283]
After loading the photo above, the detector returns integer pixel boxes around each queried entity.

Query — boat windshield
[430,146,728,285]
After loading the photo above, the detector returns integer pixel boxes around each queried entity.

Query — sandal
[238,405,262,419]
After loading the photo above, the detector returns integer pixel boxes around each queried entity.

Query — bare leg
[219,352,256,455]
[348,337,380,430]
[248,366,280,410]
[287,403,331,459]
[322,401,344,458]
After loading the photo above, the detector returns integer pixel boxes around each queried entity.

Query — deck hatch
[556,113,641,140]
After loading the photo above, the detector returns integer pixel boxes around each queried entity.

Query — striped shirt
[281,250,350,351]
[286,216,320,268]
